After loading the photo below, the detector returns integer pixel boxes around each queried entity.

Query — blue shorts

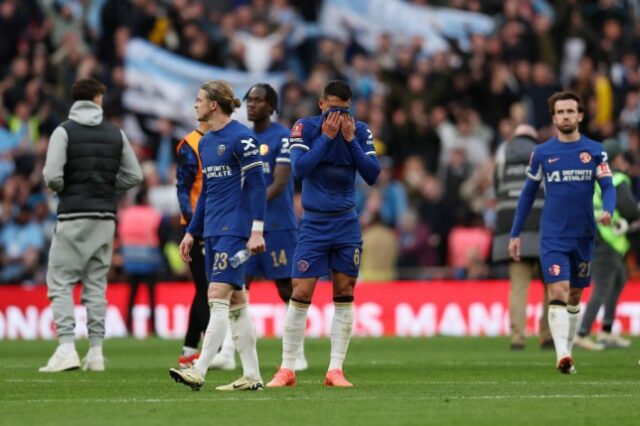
[246,229,296,280]
[540,237,594,288]
[204,236,247,289]
[292,209,362,279]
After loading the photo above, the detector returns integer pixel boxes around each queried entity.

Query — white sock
[194,299,230,377]
[58,342,76,355]
[284,301,307,363]
[281,300,309,370]
[229,304,261,381]
[182,346,198,357]
[328,302,353,371]
[218,320,236,359]
[548,304,570,362]
[297,342,306,360]
[567,304,580,355]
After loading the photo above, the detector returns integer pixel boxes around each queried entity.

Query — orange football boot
[324,369,353,387]
[266,368,297,387]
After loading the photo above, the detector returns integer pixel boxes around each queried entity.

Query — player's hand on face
[508,238,521,262]
[321,111,341,140]
[179,233,194,263]
[247,231,266,255]
[340,115,356,143]
[598,211,612,226]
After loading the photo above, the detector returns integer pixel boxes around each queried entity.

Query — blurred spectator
[0,204,44,283]
[396,207,438,279]
[357,156,407,229]
[118,188,163,336]
[231,17,288,73]
[460,159,496,228]
[448,214,492,279]
[4,0,640,283]
[359,190,398,281]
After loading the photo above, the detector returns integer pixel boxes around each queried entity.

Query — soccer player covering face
[210,84,308,371]
[509,92,616,374]
[169,80,267,391]
[267,80,380,388]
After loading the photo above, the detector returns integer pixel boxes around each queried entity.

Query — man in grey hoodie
[40,78,143,372]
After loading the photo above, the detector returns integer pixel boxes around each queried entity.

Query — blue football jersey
[255,122,296,231]
[289,114,377,212]
[196,120,263,238]
[526,135,612,238]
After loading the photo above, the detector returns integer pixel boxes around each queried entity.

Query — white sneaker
[573,336,605,351]
[169,367,205,391]
[597,331,632,348]
[209,353,236,370]
[294,353,308,371]
[215,376,264,391]
[82,348,105,372]
[39,348,81,372]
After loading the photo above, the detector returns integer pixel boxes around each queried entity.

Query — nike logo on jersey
[548,157,560,163]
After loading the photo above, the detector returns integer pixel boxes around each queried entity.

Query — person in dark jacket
[174,117,210,368]
[493,124,551,350]
[40,78,143,372]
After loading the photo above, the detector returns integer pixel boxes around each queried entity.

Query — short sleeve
[234,133,262,172]
[595,148,612,179]
[526,148,543,181]
[276,129,291,164]
[357,122,377,156]
[289,120,309,152]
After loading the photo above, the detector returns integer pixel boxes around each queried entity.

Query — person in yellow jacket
[175,120,210,367]
[574,139,639,350]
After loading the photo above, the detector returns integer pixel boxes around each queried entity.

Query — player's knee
[230,292,246,306]
[333,278,356,297]
[290,280,315,303]
[207,285,216,300]
[291,289,312,303]
[207,283,233,301]
[568,288,583,305]
[548,290,568,302]
[546,282,569,300]
[291,287,313,303]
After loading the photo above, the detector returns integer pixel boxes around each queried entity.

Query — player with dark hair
[169,80,267,391]
[267,80,380,388]
[209,83,307,371]
[509,91,616,374]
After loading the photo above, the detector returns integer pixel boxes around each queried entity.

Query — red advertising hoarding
[1,281,640,339]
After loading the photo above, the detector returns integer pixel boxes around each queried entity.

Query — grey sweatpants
[46,219,115,346]
[579,242,627,336]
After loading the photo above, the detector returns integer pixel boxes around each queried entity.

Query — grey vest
[492,135,544,261]
[57,120,123,219]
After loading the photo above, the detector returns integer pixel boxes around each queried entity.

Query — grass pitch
[1,337,638,426]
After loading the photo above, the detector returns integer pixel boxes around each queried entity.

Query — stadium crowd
[3,0,640,283]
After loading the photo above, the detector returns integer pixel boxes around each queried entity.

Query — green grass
[1,337,639,426]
